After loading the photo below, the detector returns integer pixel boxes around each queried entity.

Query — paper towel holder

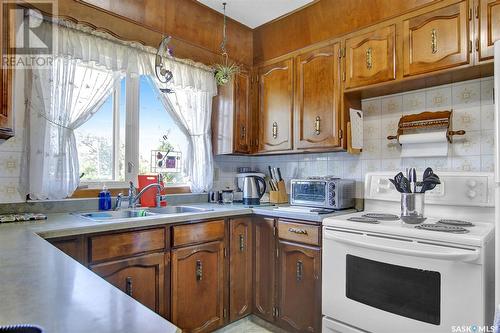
[387,110,466,144]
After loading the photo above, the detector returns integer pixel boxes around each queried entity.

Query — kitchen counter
[0,202,353,332]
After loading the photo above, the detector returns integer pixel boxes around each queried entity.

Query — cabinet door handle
[272,122,278,139]
[240,125,246,139]
[315,116,321,135]
[125,276,133,297]
[239,234,245,252]
[296,260,303,281]
[196,260,203,281]
[289,227,308,235]
[366,47,373,70]
[431,28,438,54]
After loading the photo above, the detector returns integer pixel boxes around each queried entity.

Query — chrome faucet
[128,181,165,208]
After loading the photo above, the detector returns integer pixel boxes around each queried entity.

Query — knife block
[270,180,288,204]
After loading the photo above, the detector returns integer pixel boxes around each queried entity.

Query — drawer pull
[239,234,245,252]
[296,260,303,281]
[288,227,308,235]
[431,28,438,54]
[272,122,278,139]
[196,260,203,281]
[366,47,373,70]
[315,116,321,135]
[125,276,133,297]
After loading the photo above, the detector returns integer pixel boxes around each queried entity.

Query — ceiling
[197,0,315,29]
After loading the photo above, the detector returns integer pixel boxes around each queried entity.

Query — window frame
[77,74,189,193]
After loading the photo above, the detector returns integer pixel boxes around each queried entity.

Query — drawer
[172,220,225,247]
[277,220,320,246]
[90,228,166,263]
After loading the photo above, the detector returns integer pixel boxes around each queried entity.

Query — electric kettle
[242,175,266,205]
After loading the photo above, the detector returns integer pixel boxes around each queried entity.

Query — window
[75,75,189,188]
[76,77,126,184]
[138,76,188,185]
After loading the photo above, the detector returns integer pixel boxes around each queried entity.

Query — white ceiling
[197,0,314,29]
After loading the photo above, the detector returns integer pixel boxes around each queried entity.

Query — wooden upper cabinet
[403,1,470,76]
[295,43,341,150]
[212,70,252,155]
[90,253,168,317]
[171,241,225,333]
[229,217,253,321]
[344,25,397,89]
[253,217,277,322]
[277,242,321,333]
[258,58,294,153]
[478,0,500,61]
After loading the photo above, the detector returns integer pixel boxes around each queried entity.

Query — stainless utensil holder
[401,193,426,224]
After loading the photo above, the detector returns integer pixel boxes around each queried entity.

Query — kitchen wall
[213,76,495,198]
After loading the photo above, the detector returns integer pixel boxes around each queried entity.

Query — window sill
[70,185,191,199]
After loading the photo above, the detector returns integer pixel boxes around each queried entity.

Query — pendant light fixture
[214,2,239,86]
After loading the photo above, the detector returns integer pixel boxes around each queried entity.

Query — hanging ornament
[214,2,239,86]
[155,36,175,93]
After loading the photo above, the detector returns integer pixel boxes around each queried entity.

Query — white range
[322,172,495,333]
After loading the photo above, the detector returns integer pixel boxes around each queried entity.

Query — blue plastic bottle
[98,186,111,210]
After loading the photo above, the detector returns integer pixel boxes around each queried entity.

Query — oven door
[291,180,327,207]
[322,227,485,333]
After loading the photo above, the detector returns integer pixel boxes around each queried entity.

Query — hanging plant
[214,2,240,86]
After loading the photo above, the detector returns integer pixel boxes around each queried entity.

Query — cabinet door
[479,0,500,61]
[258,58,294,153]
[0,4,13,140]
[277,241,321,333]
[253,217,276,322]
[49,236,86,264]
[295,43,341,150]
[171,241,225,333]
[403,1,470,76]
[229,217,253,321]
[90,252,167,316]
[234,70,252,153]
[345,25,396,89]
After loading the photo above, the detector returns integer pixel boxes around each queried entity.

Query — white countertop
[0,202,353,332]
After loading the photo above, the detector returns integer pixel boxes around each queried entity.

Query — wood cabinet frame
[0,2,14,140]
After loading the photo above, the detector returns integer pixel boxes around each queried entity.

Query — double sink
[78,206,212,222]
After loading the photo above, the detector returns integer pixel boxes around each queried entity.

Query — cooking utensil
[423,167,434,180]
[408,168,417,193]
[389,178,405,193]
[394,172,411,193]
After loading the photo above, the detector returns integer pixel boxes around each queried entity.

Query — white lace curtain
[23,58,117,199]
[22,17,217,198]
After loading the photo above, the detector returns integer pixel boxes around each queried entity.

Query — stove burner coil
[415,224,469,233]
[437,219,474,227]
[362,213,400,221]
[347,217,380,224]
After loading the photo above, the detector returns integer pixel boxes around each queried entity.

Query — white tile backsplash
[214,77,496,195]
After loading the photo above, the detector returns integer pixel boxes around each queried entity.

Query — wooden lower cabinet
[90,252,168,317]
[229,217,253,321]
[277,241,322,333]
[253,217,277,322]
[49,236,86,264]
[171,240,225,333]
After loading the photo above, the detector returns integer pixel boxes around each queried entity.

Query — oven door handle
[324,230,480,262]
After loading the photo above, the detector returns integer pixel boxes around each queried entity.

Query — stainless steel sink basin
[78,209,155,221]
[76,206,211,221]
[146,206,213,214]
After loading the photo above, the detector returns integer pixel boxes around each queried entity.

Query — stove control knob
[466,190,477,199]
[467,180,477,188]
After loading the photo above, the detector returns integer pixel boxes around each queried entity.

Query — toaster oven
[290,177,355,210]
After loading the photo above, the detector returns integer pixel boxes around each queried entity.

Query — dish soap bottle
[99,185,112,210]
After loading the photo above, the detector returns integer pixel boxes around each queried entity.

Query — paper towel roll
[400,130,449,157]
[399,130,448,144]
